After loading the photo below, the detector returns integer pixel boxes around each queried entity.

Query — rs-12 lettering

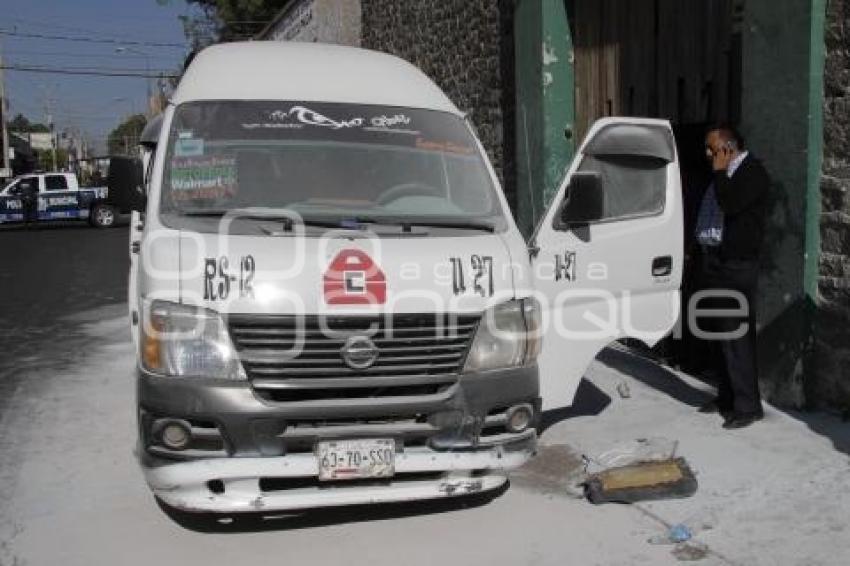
[204,255,256,300]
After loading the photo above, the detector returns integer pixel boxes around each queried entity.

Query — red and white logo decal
[323,249,386,305]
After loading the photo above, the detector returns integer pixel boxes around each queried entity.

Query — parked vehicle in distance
[0,157,144,228]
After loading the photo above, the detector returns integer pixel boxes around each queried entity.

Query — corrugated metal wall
[569,0,742,141]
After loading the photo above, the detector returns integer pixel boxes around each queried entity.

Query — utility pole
[0,53,10,180]
[44,96,57,171]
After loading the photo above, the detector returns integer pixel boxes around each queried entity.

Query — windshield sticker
[242,105,422,137]
[415,138,474,155]
[370,114,411,128]
[175,137,204,157]
[450,255,494,297]
[170,156,237,201]
[555,251,577,282]
[203,255,256,301]
[243,105,364,131]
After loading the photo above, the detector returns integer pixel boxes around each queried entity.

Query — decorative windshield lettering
[170,156,237,202]
[371,114,411,128]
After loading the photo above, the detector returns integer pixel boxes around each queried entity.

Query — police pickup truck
[1,158,143,228]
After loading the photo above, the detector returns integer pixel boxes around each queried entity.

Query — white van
[130,42,682,514]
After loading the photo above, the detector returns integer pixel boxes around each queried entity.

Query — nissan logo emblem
[340,336,379,370]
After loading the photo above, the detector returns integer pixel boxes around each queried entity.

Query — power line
[2,49,178,61]
[7,61,176,73]
[1,65,178,79]
[0,29,186,49]
[6,16,185,45]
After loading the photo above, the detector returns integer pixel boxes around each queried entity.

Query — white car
[129,41,683,514]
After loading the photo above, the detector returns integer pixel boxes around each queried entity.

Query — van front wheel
[90,204,116,228]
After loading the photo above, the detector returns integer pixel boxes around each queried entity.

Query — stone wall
[264,0,362,46]
[360,0,517,207]
[817,0,850,411]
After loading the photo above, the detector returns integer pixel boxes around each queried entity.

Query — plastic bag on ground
[584,437,678,475]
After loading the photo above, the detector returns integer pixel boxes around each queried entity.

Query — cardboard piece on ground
[584,457,698,504]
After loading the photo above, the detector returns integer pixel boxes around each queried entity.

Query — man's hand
[712,145,734,172]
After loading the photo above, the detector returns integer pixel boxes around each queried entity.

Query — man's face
[704,131,724,161]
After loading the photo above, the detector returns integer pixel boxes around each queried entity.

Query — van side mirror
[558,172,605,225]
[131,187,148,213]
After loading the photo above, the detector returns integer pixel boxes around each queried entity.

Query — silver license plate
[317,439,396,481]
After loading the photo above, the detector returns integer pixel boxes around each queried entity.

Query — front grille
[227,313,479,402]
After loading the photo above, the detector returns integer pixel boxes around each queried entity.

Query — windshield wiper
[358,217,496,233]
[177,210,495,233]
[178,209,364,231]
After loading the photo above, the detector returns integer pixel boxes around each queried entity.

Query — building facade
[259,0,848,411]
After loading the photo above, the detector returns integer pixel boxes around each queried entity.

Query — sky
[0,0,196,153]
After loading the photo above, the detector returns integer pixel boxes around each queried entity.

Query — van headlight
[140,299,246,380]
[463,298,542,372]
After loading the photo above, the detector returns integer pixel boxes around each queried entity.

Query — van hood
[173,231,517,315]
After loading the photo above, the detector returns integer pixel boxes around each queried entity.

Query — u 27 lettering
[450,254,494,297]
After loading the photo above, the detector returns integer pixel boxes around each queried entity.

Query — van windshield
[159,101,506,232]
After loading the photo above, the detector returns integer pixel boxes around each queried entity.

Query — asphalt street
[1,225,849,566]
[0,223,129,418]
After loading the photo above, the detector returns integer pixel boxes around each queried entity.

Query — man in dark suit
[694,125,769,429]
[20,177,39,226]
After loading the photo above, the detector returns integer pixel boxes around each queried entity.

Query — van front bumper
[146,433,534,513]
[137,365,539,513]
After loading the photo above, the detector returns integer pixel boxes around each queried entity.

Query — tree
[159,0,290,48]
[35,148,68,171]
[7,113,50,133]
[108,114,147,156]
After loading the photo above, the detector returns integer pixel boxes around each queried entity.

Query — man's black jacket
[713,155,770,260]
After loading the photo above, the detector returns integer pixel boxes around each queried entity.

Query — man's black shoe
[722,412,763,430]
[698,399,731,415]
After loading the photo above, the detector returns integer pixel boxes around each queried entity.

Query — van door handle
[131,240,141,254]
[652,256,672,276]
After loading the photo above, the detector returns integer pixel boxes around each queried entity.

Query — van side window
[576,154,667,221]
[45,175,69,191]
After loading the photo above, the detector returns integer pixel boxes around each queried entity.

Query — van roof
[172,42,461,115]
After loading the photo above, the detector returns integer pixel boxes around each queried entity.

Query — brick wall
[816,0,850,411]
[360,0,517,207]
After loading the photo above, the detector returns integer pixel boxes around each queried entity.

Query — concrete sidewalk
[1,309,848,565]
[537,346,850,565]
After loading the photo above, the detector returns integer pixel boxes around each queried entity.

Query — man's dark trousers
[697,250,762,415]
[24,199,37,224]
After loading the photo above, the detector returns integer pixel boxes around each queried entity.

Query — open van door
[530,118,683,410]
[129,114,161,346]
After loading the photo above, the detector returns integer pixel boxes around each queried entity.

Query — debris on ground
[584,457,698,504]
[511,444,587,498]
[671,541,710,561]
[584,437,679,474]
[648,523,693,544]
[648,511,717,545]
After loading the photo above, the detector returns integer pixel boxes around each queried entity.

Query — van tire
[90,203,116,228]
